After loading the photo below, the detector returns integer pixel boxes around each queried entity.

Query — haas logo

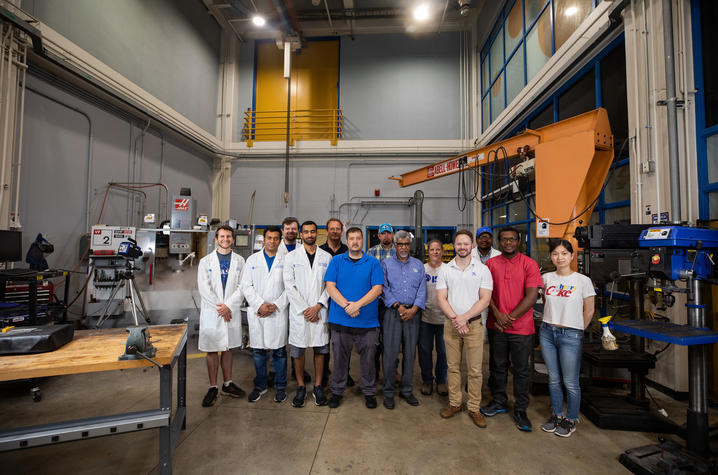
[174,198,190,211]
[546,285,575,298]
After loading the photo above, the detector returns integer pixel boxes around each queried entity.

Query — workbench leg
[159,365,173,475]
[62,273,70,323]
[178,342,187,430]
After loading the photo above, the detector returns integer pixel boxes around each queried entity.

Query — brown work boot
[421,382,433,396]
[440,404,462,419]
[469,410,487,428]
[437,383,448,396]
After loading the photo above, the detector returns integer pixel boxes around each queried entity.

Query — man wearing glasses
[481,227,541,432]
[380,230,426,409]
[471,226,501,264]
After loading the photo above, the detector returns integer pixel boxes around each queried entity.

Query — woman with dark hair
[539,239,595,437]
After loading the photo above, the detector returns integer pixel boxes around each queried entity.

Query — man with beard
[283,221,332,407]
[481,226,541,432]
[471,227,501,264]
[380,230,426,409]
[278,216,300,257]
[198,225,246,407]
[366,222,396,379]
[436,229,493,428]
[325,227,384,409]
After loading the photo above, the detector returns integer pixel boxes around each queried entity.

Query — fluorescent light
[414,3,430,22]
[564,6,578,16]
[252,15,266,26]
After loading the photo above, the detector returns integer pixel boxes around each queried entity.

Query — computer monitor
[0,230,22,262]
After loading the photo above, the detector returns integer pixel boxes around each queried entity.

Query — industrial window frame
[480,35,630,260]
[479,0,599,132]
[692,0,718,219]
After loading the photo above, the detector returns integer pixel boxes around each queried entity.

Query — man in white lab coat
[283,220,332,407]
[277,216,300,257]
[240,226,289,403]
[197,225,246,407]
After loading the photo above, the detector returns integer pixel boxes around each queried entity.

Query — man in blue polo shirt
[324,227,384,409]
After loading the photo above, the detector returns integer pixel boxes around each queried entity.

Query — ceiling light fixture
[252,15,266,26]
[414,3,430,22]
[564,6,578,16]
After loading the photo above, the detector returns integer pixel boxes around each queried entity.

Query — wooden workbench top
[0,325,187,382]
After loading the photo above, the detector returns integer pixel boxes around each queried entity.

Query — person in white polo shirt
[436,229,493,429]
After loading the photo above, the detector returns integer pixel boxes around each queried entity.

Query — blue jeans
[539,322,583,421]
[253,347,287,391]
[418,321,447,384]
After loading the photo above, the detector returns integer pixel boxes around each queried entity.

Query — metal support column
[628,277,647,404]
[685,276,709,456]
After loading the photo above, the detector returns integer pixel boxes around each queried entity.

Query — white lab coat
[197,251,245,352]
[277,240,298,259]
[240,249,289,349]
[283,246,332,348]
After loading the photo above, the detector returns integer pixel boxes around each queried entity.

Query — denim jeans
[253,347,287,391]
[418,321,447,384]
[539,322,584,420]
[487,330,533,411]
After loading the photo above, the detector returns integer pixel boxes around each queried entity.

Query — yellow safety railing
[241,109,343,147]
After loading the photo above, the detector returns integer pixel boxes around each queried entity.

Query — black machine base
[619,440,714,475]
[581,393,678,433]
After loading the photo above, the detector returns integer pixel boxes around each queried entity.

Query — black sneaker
[541,414,560,433]
[201,387,218,407]
[248,387,267,402]
[399,393,420,406]
[383,396,395,409]
[480,400,508,417]
[313,385,328,406]
[346,375,356,387]
[514,410,533,432]
[292,386,307,407]
[221,382,246,398]
[365,395,377,409]
[328,394,343,408]
[274,389,287,403]
[555,418,576,437]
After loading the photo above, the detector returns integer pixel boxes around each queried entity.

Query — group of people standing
[196,218,595,438]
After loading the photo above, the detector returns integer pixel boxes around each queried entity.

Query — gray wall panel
[340,33,461,140]
[22,0,221,134]
[18,74,213,270]
[229,160,466,230]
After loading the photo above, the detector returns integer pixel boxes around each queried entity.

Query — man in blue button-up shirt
[380,230,427,409]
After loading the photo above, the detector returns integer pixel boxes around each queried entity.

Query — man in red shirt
[480,226,541,432]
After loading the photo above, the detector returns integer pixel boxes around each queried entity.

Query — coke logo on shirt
[545,285,575,298]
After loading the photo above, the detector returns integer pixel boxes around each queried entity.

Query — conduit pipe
[0,25,13,214]
[662,0,681,222]
[11,43,27,228]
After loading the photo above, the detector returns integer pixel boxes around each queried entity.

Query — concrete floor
[0,334,711,474]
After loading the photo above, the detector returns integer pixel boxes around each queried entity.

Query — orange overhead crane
[390,108,614,251]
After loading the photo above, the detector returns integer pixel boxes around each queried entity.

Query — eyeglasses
[395,242,411,247]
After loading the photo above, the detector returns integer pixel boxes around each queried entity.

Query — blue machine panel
[638,226,718,280]
[610,320,718,346]
[639,226,718,249]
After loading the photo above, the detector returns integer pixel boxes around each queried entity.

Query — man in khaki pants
[436,229,493,428]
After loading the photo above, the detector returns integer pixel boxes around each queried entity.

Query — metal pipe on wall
[0,25,14,214]
[411,189,424,261]
[11,43,26,228]
[662,0,681,222]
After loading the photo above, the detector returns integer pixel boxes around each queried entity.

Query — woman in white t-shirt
[539,239,595,438]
